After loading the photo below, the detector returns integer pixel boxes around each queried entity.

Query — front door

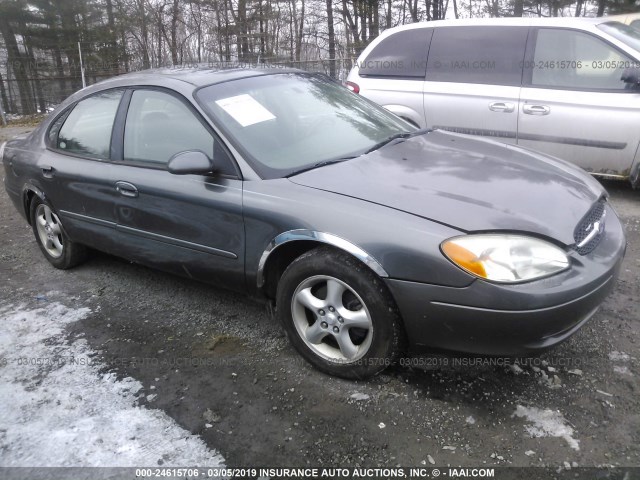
[112,88,245,290]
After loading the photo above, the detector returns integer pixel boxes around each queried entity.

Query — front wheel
[30,198,87,269]
[276,247,405,379]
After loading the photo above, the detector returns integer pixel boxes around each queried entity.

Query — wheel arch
[257,230,388,299]
[381,104,424,129]
[22,184,46,226]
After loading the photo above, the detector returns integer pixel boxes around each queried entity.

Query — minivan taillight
[345,81,360,94]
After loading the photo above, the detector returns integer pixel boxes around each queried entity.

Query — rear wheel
[277,247,404,379]
[30,198,87,269]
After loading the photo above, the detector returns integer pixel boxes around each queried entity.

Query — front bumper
[386,204,626,356]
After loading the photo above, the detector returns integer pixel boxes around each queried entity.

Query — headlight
[441,234,569,283]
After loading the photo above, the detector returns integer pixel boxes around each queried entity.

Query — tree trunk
[296,0,306,61]
[0,70,10,118]
[0,14,35,114]
[513,0,523,16]
[170,0,180,64]
[139,0,151,68]
[326,0,336,77]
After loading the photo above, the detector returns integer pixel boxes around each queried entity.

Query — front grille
[573,200,606,255]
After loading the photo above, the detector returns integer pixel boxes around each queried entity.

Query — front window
[124,89,214,165]
[196,73,412,179]
[530,28,635,90]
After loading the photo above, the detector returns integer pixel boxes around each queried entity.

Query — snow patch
[613,365,631,376]
[608,351,630,362]
[513,405,579,451]
[0,302,225,467]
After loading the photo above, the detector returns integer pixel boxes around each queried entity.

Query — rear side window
[57,90,123,159]
[426,26,527,86]
[359,28,432,78]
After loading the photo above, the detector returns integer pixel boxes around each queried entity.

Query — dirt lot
[1,125,639,472]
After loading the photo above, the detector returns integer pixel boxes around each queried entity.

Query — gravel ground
[1,125,639,471]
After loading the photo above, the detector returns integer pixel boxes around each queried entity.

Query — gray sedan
[1,68,626,379]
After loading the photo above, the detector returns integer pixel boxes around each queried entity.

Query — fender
[256,229,388,289]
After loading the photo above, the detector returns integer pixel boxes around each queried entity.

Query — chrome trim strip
[61,210,237,259]
[256,229,388,289]
[116,224,238,259]
[59,210,116,228]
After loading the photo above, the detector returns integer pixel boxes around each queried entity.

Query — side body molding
[256,229,389,289]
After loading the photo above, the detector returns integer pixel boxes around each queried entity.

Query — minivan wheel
[276,247,405,379]
[30,198,87,269]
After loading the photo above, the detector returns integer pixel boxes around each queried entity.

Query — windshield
[196,73,414,178]
[598,22,640,52]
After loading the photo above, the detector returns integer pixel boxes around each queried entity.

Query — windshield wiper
[285,158,352,178]
[364,128,430,154]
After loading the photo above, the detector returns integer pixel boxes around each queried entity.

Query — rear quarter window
[426,26,527,86]
[359,28,432,78]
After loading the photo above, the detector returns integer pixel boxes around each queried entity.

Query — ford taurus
[1,68,626,379]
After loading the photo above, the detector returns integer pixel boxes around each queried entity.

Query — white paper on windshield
[215,94,276,127]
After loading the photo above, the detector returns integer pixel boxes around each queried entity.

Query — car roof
[93,65,303,89]
[390,16,610,30]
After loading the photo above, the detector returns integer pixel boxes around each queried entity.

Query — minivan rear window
[359,28,432,78]
[426,26,527,86]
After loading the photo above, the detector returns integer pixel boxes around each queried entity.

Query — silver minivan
[347,18,640,186]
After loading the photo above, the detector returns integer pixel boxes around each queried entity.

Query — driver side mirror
[167,150,214,175]
[621,67,640,87]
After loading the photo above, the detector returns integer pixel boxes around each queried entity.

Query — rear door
[39,89,124,252]
[423,26,528,144]
[112,88,245,289]
[518,27,640,177]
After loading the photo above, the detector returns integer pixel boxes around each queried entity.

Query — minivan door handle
[523,104,551,115]
[115,181,139,198]
[488,102,515,113]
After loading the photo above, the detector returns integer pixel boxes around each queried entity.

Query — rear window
[359,28,432,78]
[57,90,123,159]
[426,26,527,86]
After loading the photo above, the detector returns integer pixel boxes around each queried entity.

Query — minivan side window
[426,26,527,86]
[359,28,432,78]
[57,90,123,159]
[529,28,634,90]
[124,89,214,165]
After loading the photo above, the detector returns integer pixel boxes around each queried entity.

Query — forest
[0,0,638,116]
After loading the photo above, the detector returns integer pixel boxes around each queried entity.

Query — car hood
[289,130,605,245]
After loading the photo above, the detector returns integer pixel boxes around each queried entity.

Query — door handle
[523,104,550,115]
[41,165,55,178]
[115,181,139,198]
[488,102,515,113]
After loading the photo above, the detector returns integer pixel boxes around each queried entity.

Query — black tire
[29,197,88,269]
[276,246,405,379]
